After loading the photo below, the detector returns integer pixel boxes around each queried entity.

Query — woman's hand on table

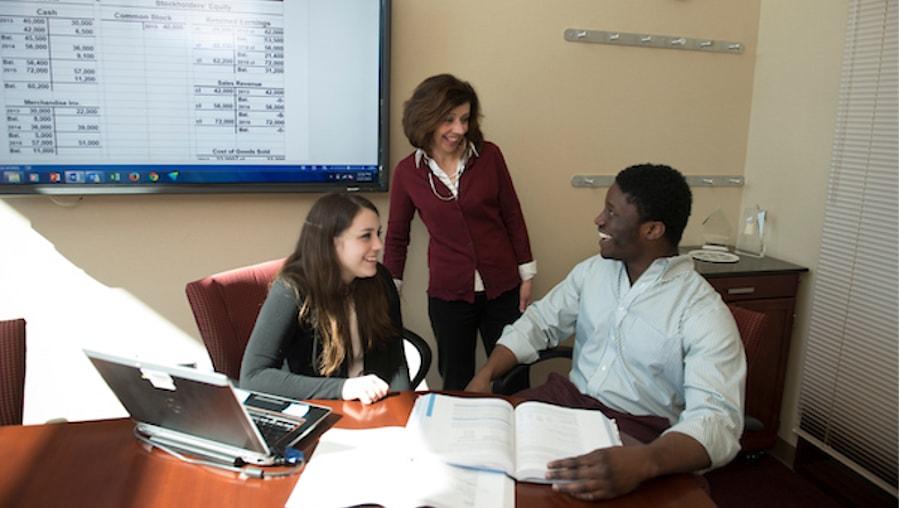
[341,374,389,404]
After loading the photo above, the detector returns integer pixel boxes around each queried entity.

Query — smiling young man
[466,164,746,501]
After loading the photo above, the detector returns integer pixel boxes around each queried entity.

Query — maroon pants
[515,373,671,444]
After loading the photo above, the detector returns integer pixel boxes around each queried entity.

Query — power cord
[132,427,305,479]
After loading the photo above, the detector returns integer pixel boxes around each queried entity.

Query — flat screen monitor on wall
[0,0,390,195]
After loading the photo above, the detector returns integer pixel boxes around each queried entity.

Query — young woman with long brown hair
[240,193,410,403]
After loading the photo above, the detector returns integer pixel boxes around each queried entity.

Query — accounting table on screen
[1,0,287,163]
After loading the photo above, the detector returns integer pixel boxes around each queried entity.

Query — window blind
[796,0,898,495]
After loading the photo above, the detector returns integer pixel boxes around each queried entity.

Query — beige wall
[1,0,765,422]
[391,0,759,379]
[740,0,848,446]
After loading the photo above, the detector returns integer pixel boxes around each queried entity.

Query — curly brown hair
[402,74,484,153]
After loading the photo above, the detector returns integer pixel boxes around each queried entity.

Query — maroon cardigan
[384,141,533,303]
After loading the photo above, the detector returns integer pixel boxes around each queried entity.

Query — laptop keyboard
[250,412,302,447]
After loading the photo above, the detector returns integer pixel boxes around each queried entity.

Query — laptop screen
[86,351,268,452]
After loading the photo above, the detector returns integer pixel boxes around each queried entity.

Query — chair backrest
[185,260,431,389]
[186,259,285,380]
[726,304,768,373]
[0,318,26,425]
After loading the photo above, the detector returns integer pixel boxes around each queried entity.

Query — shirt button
[601,365,607,371]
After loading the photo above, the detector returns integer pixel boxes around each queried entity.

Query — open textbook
[406,393,622,483]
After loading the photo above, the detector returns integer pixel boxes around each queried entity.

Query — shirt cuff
[663,414,742,470]
[518,261,537,281]
[497,328,541,365]
[393,278,403,291]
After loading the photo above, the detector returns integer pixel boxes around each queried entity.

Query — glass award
[735,206,766,258]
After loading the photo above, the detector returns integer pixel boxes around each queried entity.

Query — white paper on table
[286,427,514,508]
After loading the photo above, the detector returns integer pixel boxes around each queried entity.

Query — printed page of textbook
[408,394,623,483]
[513,401,622,482]
[407,394,516,475]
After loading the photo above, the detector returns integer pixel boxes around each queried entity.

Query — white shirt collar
[414,141,479,168]
[616,254,694,288]
[657,254,695,282]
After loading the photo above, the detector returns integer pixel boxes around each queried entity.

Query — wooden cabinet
[689,250,808,452]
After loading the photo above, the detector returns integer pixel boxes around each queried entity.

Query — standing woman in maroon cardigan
[383,74,536,390]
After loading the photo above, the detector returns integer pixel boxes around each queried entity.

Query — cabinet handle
[728,286,756,295]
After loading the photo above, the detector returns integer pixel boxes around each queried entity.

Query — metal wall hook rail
[564,28,745,54]
[571,175,745,188]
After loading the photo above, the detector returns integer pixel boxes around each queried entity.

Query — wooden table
[0,392,714,508]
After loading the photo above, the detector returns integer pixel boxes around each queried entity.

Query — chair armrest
[744,415,764,432]
[492,346,574,395]
[535,346,574,362]
[402,328,432,390]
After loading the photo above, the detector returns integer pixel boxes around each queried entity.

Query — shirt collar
[414,141,479,168]
[657,254,696,282]
[619,254,694,287]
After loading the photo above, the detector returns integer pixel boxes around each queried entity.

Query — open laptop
[85,349,331,466]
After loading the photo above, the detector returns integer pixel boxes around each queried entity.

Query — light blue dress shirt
[497,254,745,468]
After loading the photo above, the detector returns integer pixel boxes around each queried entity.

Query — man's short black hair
[615,164,692,247]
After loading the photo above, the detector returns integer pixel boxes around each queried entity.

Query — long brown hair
[279,193,396,376]
[402,73,484,153]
